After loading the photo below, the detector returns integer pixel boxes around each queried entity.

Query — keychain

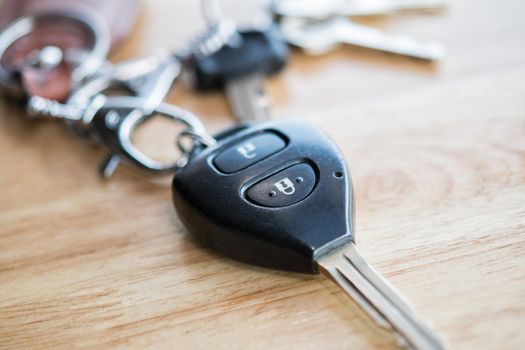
[0,1,448,349]
[0,0,232,177]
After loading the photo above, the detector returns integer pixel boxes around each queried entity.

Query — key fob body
[193,26,289,91]
[172,120,353,273]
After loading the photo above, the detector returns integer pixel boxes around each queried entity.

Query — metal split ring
[177,129,217,155]
[0,9,110,97]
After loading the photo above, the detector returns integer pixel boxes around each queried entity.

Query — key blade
[343,0,449,17]
[317,243,447,350]
[335,18,445,61]
[321,258,393,330]
[225,73,271,122]
[341,246,453,347]
[342,244,415,316]
[280,17,342,55]
[271,0,447,19]
[281,17,444,60]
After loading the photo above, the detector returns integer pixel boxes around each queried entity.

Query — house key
[271,0,446,60]
[192,0,289,122]
[172,119,447,349]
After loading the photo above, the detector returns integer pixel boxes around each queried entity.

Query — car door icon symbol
[274,178,295,195]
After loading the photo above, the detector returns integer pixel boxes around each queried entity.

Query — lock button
[214,132,286,173]
[246,163,316,208]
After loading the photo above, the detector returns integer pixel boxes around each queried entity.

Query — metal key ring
[86,96,213,174]
[0,9,110,97]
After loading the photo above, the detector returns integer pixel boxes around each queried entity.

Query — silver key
[318,243,447,349]
[271,0,448,19]
[199,0,269,123]
[200,0,270,122]
[341,0,448,17]
[198,0,287,122]
[280,16,444,60]
[225,74,271,122]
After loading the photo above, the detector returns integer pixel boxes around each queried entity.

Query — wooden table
[1,0,524,349]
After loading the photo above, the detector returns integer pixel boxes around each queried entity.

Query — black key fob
[171,120,353,273]
[193,26,289,91]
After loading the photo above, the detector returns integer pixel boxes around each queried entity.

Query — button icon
[214,133,286,173]
[274,177,296,195]
[246,163,315,207]
[236,142,257,159]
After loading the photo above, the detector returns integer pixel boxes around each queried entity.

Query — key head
[172,120,353,273]
[193,26,289,91]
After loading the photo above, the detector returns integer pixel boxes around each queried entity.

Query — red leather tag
[0,0,140,100]
[0,0,140,48]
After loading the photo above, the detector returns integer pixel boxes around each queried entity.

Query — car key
[192,1,289,122]
[172,119,447,349]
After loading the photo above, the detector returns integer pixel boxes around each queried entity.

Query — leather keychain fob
[0,0,140,101]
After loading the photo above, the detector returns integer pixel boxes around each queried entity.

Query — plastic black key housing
[193,26,289,91]
[171,120,354,273]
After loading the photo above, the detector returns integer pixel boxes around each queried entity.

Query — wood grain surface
[1,0,524,349]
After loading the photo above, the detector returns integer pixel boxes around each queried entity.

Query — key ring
[0,9,110,97]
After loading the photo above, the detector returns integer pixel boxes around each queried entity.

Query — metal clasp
[84,96,213,177]
[27,51,215,177]
[28,93,214,177]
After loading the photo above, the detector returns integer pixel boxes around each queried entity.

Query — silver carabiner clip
[83,96,215,177]
[26,49,215,177]
[28,94,215,177]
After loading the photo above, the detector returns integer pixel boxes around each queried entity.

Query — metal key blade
[281,17,444,60]
[317,243,446,350]
[271,0,447,19]
[337,19,444,60]
[343,0,449,17]
[225,73,271,122]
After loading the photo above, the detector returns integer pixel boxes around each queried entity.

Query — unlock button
[246,163,316,208]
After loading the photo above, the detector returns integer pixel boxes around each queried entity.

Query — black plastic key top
[192,27,289,122]
[194,27,289,90]
[173,119,352,273]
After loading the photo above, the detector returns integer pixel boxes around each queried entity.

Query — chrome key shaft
[281,16,444,60]
[318,243,446,350]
